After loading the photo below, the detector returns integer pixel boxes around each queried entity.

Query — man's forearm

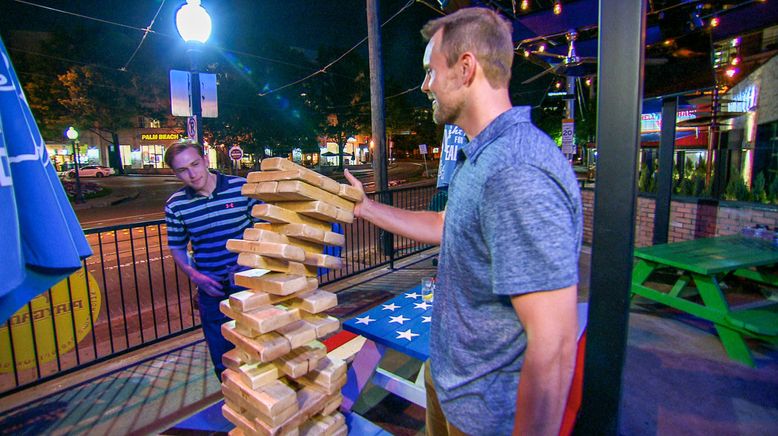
[170,248,196,278]
[513,344,576,435]
[360,197,444,245]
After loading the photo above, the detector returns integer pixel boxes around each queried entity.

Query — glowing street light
[65,126,84,204]
[175,0,212,146]
[175,0,212,43]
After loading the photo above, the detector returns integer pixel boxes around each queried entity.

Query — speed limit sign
[561,119,575,154]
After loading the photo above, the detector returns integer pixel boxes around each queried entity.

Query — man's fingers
[344,169,363,190]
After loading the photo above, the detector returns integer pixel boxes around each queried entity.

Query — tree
[305,47,371,170]
[58,65,156,173]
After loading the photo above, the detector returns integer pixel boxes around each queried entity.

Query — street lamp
[65,126,84,204]
[175,0,212,146]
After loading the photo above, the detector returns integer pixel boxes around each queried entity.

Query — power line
[258,0,416,97]
[121,0,167,71]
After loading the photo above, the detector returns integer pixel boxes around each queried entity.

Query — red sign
[229,146,244,161]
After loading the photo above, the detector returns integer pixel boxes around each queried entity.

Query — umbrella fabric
[0,116,24,296]
[0,37,92,324]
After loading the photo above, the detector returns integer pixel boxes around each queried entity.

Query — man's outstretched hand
[344,169,369,217]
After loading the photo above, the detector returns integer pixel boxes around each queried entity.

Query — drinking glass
[421,277,435,301]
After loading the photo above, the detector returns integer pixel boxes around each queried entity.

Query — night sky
[1,0,440,105]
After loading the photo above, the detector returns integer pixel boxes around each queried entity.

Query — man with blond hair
[345,7,582,435]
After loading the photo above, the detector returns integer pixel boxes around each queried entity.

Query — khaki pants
[424,360,469,436]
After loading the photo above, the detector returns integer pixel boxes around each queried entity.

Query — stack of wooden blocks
[220,158,360,436]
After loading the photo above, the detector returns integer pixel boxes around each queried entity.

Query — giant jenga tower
[220,158,361,436]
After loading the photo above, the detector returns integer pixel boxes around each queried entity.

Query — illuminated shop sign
[728,84,758,113]
[640,110,697,132]
[140,133,183,141]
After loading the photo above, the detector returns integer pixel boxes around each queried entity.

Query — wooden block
[237,254,319,278]
[276,180,355,212]
[276,319,318,349]
[227,239,306,262]
[270,223,344,248]
[237,361,280,390]
[223,370,299,418]
[277,341,327,379]
[251,204,331,231]
[321,397,344,419]
[222,402,263,436]
[245,228,328,255]
[223,300,301,334]
[279,201,354,225]
[248,167,342,197]
[302,252,342,270]
[259,158,342,195]
[279,386,328,434]
[223,348,245,371]
[222,321,291,362]
[306,357,347,387]
[243,227,289,243]
[235,271,311,296]
[338,184,362,203]
[291,290,337,314]
[303,314,340,338]
[298,371,347,396]
[302,411,345,436]
[223,389,298,432]
[230,290,274,312]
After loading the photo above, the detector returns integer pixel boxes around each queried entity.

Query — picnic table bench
[631,234,778,366]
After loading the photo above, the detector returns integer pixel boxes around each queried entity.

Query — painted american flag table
[340,286,432,411]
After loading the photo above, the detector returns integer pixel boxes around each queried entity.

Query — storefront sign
[139,133,183,141]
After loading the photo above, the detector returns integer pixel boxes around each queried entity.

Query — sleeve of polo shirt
[480,164,579,296]
[164,203,190,250]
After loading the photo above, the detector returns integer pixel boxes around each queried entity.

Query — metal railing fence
[0,184,439,397]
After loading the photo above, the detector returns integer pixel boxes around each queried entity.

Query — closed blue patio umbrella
[0,37,92,324]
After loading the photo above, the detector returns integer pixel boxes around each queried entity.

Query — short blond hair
[164,141,204,168]
[421,7,514,88]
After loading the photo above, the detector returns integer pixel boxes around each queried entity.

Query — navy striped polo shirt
[165,172,257,281]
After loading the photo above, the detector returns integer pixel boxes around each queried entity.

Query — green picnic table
[631,234,778,367]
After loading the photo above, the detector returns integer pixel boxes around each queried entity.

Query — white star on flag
[396,329,419,341]
[414,301,431,310]
[389,315,410,324]
[422,316,432,323]
[355,316,375,325]
[404,292,420,299]
[382,303,400,311]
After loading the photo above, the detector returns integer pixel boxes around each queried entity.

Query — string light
[523,49,530,58]
[555,81,562,89]
[725,67,738,78]
[553,1,562,15]
[730,57,740,66]
[521,0,530,11]
[710,17,720,27]
[584,77,592,86]
[538,43,546,53]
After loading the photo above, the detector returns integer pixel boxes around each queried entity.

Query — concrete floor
[0,247,776,435]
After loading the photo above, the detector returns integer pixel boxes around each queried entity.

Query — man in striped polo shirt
[164,141,257,380]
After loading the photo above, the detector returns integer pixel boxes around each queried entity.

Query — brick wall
[580,187,778,247]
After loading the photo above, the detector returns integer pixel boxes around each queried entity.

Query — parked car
[66,165,115,178]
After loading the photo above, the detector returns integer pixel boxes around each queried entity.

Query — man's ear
[459,52,477,85]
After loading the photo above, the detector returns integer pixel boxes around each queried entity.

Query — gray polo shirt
[431,106,583,434]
